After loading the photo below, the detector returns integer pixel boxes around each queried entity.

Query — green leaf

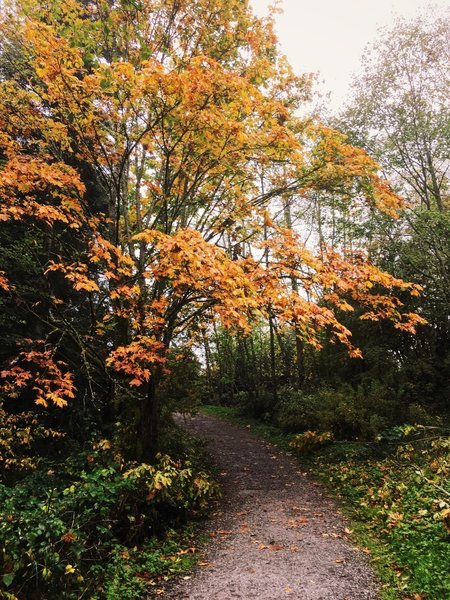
[3,573,14,587]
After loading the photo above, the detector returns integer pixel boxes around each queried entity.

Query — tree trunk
[283,194,305,387]
[138,370,161,461]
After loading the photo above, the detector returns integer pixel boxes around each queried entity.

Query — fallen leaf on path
[216,529,233,535]
[321,532,342,539]
[258,543,283,551]
[291,505,307,512]
[335,559,345,564]
[285,586,294,594]
[288,517,309,528]
[177,547,197,555]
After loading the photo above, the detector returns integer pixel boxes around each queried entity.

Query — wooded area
[0,1,448,598]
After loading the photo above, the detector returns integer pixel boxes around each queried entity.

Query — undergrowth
[310,426,450,600]
[0,420,219,599]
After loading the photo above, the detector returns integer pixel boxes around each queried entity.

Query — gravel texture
[162,413,379,600]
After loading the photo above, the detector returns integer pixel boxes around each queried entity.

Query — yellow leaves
[72,277,99,293]
[89,235,134,280]
[93,439,112,451]
[45,261,99,294]
[64,564,76,575]
[109,285,140,301]
[147,228,262,333]
[304,124,404,217]
[0,155,85,228]
[387,511,404,528]
[253,226,424,354]
[0,0,426,393]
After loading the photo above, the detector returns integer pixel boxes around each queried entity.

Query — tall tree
[340,10,450,211]
[325,11,450,410]
[0,0,424,458]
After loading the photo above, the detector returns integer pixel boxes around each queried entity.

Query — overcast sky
[250,0,449,112]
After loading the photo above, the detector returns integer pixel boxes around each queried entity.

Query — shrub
[275,382,436,440]
[0,438,218,599]
[290,430,334,453]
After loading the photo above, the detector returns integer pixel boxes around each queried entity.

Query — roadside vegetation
[0,418,218,599]
[202,405,450,600]
[0,0,448,598]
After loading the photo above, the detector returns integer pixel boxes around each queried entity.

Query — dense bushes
[0,423,219,599]
[274,383,439,440]
[226,380,440,441]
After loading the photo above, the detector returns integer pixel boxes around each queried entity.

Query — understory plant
[0,423,219,599]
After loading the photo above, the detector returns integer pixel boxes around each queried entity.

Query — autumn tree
[0,0,424,458]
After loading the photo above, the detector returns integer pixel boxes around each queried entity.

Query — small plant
[290,430,334,453]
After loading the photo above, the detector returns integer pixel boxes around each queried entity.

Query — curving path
[162,414,379,600]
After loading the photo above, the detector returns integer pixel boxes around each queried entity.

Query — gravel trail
[162,413,379,600]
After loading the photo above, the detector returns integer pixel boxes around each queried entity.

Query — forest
[0,0,448,598]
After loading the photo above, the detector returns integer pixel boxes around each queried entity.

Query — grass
[200,405,450,600]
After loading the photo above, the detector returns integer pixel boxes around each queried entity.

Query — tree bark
[139,369,161,461]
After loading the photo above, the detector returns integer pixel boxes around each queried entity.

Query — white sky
[250,0,449,112]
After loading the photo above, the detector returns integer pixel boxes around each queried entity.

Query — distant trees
[341,11,450,211]
[326,11,450,414]
[205,11,450,434]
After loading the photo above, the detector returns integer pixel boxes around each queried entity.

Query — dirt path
[163,414,379,600]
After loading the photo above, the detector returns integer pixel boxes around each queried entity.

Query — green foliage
[231,389,276,421]
[99,533,199,599]
[0,434,219,599]
[158,348,203,419]
[273,380,442,441]
[311,427,450,599]
[275,383,415,440]
[0,405,65,472]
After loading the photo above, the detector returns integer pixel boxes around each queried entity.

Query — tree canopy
[0,0,424,457]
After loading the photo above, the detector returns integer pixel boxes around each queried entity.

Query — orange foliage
[1,341,76,408]
[0,0,425,409]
